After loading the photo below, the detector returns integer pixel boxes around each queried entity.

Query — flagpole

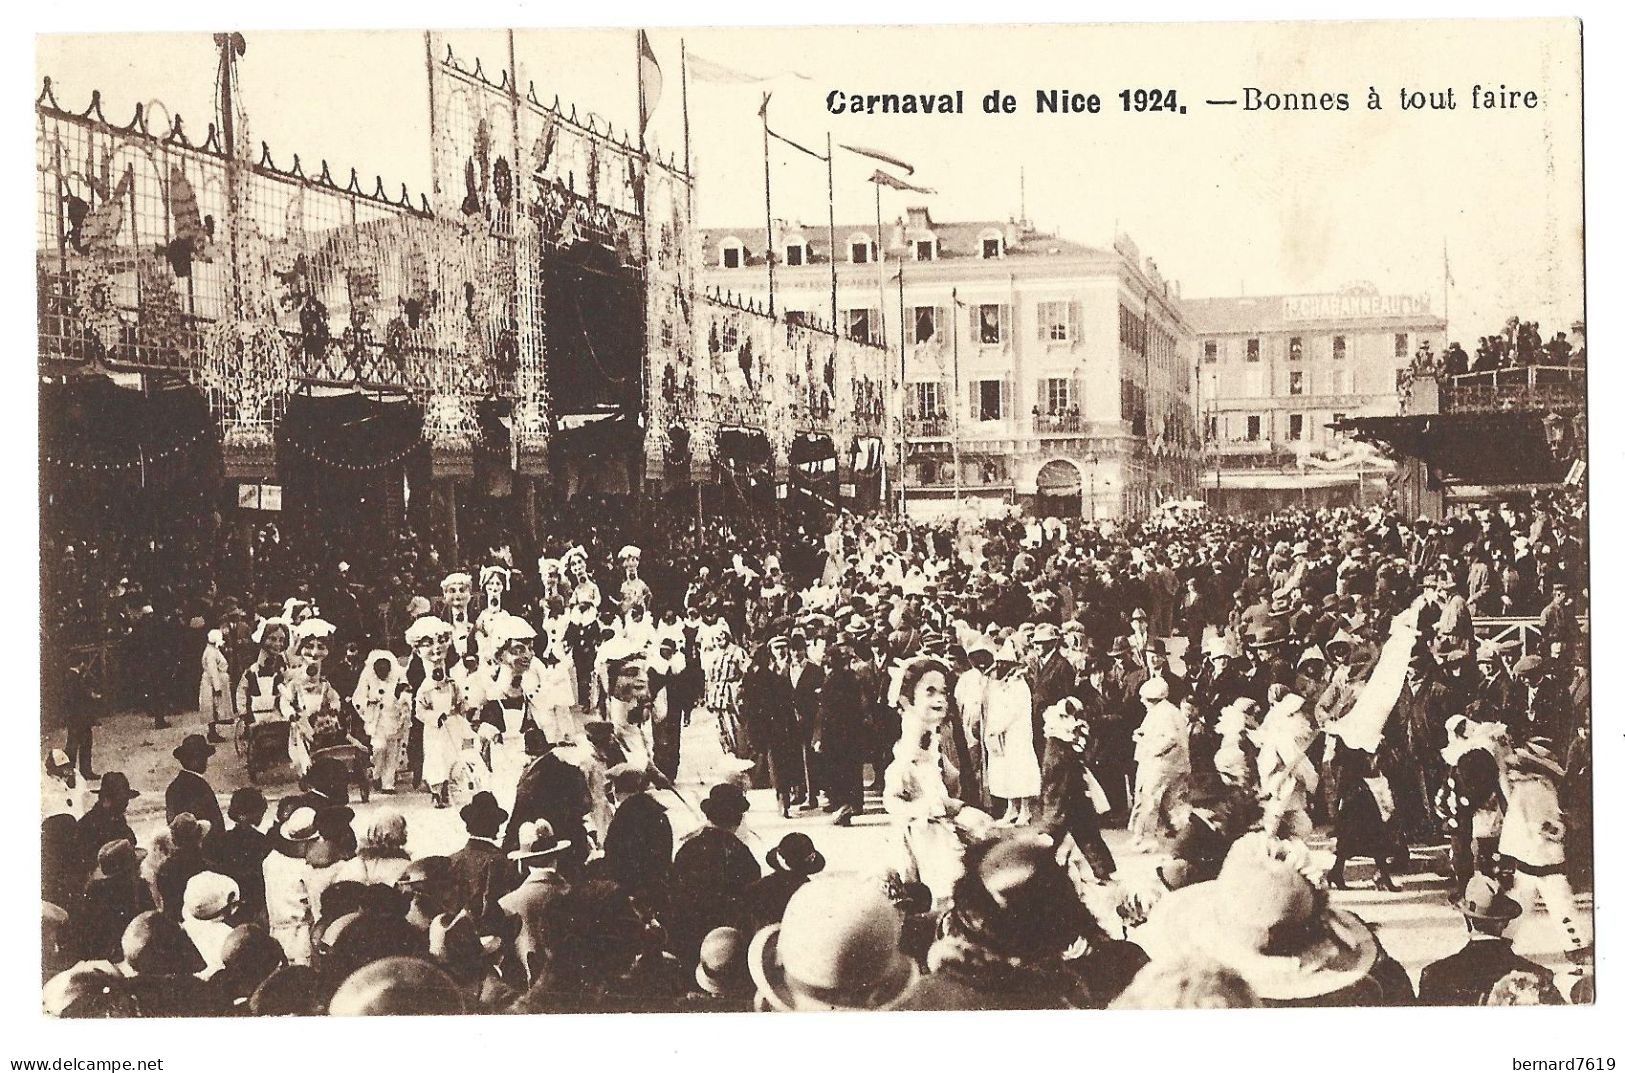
[951,287,962,505]
[896,257,907,517]
[680,39,691,177]
[826,132,837,333]
[636,31,647,163]
[874,181,885,346]
[761,94,775,317]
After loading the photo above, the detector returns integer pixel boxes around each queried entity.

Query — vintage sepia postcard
[31,14,1595,1044]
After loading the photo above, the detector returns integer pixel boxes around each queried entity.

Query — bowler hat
[700,783,751,826]
[1108,635,1133,657]
[695,927,752,997]
[228,787,268,823]
[459,791,509,835]
[767,833,827,876]
[748,878,918,1011]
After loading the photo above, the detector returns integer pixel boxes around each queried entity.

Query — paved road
[50,701,1591,998]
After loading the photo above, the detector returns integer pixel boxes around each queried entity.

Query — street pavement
[49,699,1591,997]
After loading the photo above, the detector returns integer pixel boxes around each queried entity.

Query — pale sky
[37,19,1583,339]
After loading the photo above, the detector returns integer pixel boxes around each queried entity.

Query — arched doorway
[1035,458,1083,518]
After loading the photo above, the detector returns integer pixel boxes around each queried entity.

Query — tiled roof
[698,213,1105,269]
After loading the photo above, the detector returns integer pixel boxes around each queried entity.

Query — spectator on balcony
[1443,342,1469,377]
[1473,338,1498,373]
[1545,332,1572,366]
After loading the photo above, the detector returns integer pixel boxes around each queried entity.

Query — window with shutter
[913,306,937,344]
[977,304,1002,344]
[1037,301,1070,342]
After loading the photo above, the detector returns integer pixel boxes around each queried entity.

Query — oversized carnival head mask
[499,636,535,674]
[441,573,473,615]
[259,621,290,656]
[406,617,454,667]
[480,566,510,611]
[293,619,336,668]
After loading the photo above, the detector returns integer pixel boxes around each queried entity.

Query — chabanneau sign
[1281,293,1433,321]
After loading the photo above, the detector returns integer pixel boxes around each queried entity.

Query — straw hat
[1141,834,1378,1002]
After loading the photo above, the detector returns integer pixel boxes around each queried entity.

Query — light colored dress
[985,674,1040,799]
[883,730,964,902]
[417,679,471,790]
[263,850,312,965]
[1131,698,1192,844]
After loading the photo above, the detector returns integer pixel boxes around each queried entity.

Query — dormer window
[979,229,1004,259]
[785,238,806,267]
[849,234,873,264]
[719,237,744,269]
[914,236,936,261]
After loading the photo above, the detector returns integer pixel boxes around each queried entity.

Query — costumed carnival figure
[352,650,411,792]
[474,565,514,663]
[883,656,993,906]
[279,618,340,779]
[236,617,289,727]
[438,572,476,660]
[407,616,476,808]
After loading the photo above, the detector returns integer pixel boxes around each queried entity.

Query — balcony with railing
[1031,412,1086,435]
[1440,365,1585,414]
[905,414,953,438]
[707,390,768,429]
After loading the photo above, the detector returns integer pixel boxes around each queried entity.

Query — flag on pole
[841,144,917,175]
[867,169,935,195]
[688,52,812,83]
[638,30,662,134]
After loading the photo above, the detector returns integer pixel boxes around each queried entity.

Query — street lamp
[1083,451,1098,521]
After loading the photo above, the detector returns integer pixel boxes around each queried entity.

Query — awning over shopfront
[1332,411,1571,487]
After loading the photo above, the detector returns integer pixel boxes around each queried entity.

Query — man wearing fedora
[1028,621,1075,770]
[498,819,574,986]
[447,791,514,935]
[1418,874,1561,1006]
[166,733,225,834]
[75,772,140,879]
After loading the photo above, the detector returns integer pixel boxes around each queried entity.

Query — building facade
[1183,287,1446,513]
[700,208,1199,520]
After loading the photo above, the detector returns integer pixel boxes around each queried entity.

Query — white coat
[985,674,1040,799]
